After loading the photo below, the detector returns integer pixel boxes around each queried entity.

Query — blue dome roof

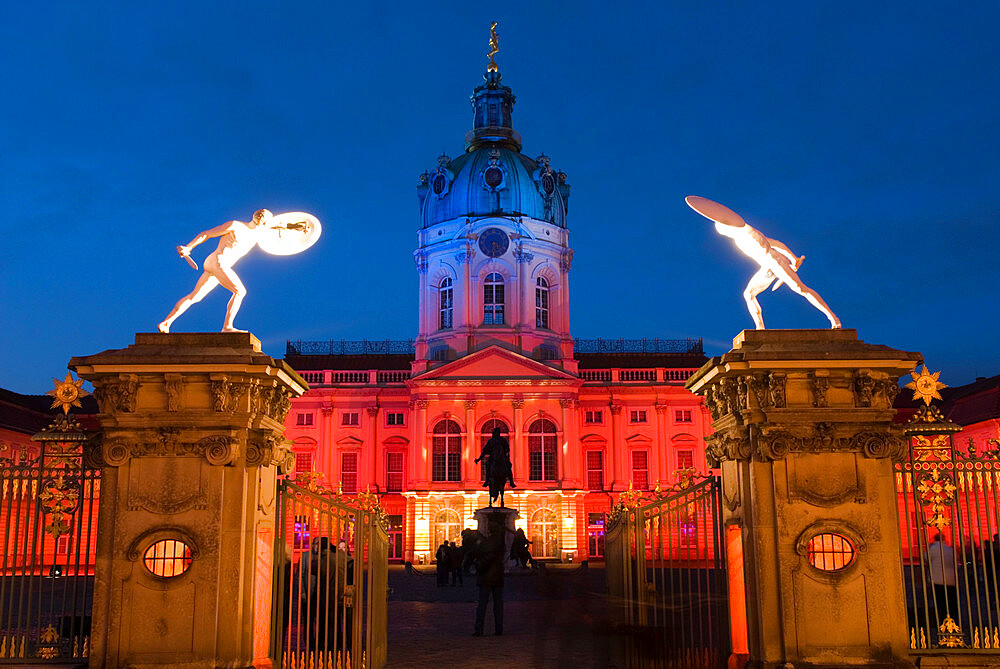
[418,70,570,228]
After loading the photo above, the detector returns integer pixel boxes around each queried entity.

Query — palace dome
[418,69,570,228]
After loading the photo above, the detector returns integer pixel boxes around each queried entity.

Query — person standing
[449,541,464,586]
[436,540,450,587]
[926,533,960,622]
[472,522,505,636]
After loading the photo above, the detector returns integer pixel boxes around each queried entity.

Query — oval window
[542,172,555,194]
[484,166,503,189]
[806,532,855,572]
[144,539,193,577]
[432,173,447,195]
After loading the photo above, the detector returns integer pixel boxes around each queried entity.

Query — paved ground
[385,564,615,668]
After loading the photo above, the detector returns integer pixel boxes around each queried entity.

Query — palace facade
[281,59,713,563]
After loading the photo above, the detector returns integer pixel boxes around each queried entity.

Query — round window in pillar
[805,532,855,572]
[144,539,194,577]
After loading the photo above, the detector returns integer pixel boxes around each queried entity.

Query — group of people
[435,540,466,586]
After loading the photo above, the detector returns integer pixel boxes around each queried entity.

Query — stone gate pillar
[70,333,306,669]
[686,329,920,668]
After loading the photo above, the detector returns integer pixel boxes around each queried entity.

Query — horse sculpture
[475,427,516,507]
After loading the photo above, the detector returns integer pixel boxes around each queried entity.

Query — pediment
[413,346,579,384]
[336,435,364,447]
[625,433,653,445]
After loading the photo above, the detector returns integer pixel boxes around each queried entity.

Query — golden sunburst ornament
[906,366,947,406]
[48,373,89,414]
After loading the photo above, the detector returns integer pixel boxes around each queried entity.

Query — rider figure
[476,428,516,489]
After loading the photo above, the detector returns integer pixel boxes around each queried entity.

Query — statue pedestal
[687,329,920,668]
[70,333,306,669]
[473,506,520,571]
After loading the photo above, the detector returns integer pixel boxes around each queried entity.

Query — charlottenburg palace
[280,61,713,564]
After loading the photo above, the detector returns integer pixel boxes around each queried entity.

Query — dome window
[432,173,447,195]
[541,172,555,195]
[484,166,504,189]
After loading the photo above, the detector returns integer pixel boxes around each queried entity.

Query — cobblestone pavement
[386,564,615,668]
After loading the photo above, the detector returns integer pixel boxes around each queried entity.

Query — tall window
[433,508,463,550]
[386,452,404,492]
[294,451,313,476]
[480,419,510,481]
[632,451,649,490]
[535,277,549,328]
[528,418,558,481]
[586,451,604,491]
[432,419,462,482]
[439,277,453,329]
[677,450,694,470]
[483,273,505,325]
[588,512,606,559]
[341,452,358,493]
[530,508,559,558]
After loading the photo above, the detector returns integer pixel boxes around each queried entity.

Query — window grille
[386,412,405,426]
[585,410,603,425]
[143,539,192,578]
[342,412,359,426]
[676,450,694,470]
[296,412,314,426]
[386,452,404,492]
[630,410,647,424]
[439,278,453,329]
[528,418,557,481]
[535,277,549,329]
[675,409,693,423]
[294,451,313,475]
[341,452,358,493]
[806,533,855,571]
[483,273,505,325]
[586,451,604,490]
[632,451,649,490]
[432,420,462,482]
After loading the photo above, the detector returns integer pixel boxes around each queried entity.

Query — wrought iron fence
[0,416,99,663]
[897,404,1000,652]
[605,475,730,668]
[270,479,388,669]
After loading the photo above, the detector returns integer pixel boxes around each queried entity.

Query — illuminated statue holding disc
[686,196,840,330]
[158,209,321,333]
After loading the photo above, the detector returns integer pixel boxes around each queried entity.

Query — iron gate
[897,403,1000,652]
[270,479,388,669]
[0,416,99,664]
[606,475,730,669]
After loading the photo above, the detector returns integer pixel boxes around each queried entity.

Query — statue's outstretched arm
[183,220,237,252]
[767,237,797,263]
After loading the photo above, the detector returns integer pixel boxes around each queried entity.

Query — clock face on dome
[478,227,510,258]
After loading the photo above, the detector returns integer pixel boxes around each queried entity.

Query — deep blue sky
[2,2,998,394]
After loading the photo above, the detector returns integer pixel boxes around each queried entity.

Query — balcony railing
[287,337,704,357]
[293,370,412,387]
[580,368,699,385]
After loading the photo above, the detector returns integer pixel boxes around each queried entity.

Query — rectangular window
[386,452,404,493]
[484,276,505,325]
[586,451,604,491]
[341,452,358,494]
[677,450,694,470]
[587,512,606,559]
[675,409,693,423]
[342,412,359,426]
[386,412,405,426]
[293,514,310,550]
[632,451,649,491]
[294,451,313,475]
[630,410,648,424]
[295,412,314,426]
[585,410,603,425]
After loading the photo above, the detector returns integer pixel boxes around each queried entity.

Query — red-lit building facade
[281,61,713,563]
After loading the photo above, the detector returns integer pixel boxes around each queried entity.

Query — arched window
[439,277,453,329]
[535,276,549,329]
[433,508,463,552]
[480,419,510,481]
[528,419,558,481]
[483,273,505,325]
[530,508,559,558]
[432,419,462,482]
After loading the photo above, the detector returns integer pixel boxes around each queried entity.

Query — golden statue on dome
[487,22,500,72]
[686,195,841,330]
[158,209,321,333]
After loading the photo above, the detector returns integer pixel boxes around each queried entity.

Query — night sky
[2,2,998,394]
